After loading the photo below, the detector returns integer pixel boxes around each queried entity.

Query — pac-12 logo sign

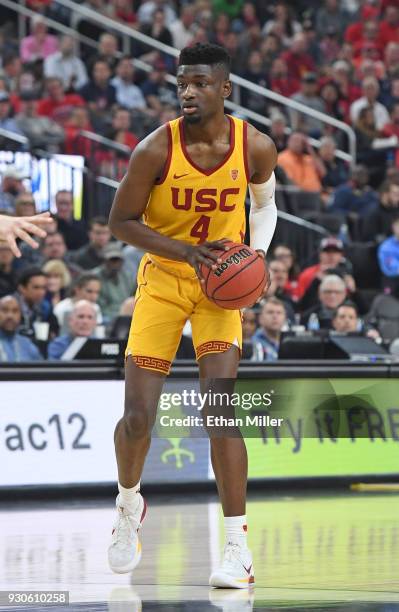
[231,169,239,180]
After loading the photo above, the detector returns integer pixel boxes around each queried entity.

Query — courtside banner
[0,378,398,487]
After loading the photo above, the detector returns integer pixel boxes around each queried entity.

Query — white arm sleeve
[249,172,277,254]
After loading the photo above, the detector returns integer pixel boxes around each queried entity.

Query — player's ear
[222,79,232,99]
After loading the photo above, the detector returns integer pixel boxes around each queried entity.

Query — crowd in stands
[0,0,399,361]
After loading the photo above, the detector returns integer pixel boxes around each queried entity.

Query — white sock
[224,515,248,548]
[118,481,141,512]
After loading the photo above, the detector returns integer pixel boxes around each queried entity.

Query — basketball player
[108,44,277,588]
[0,212,51,257]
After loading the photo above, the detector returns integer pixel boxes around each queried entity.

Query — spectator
[259,34,282,74]
[384,42,399,82]
[63,106,94,157]
[320,82,345,122]
[54,272,102,334]
[43,35,88,91]
[14,193,36,219]
[54,190,88,251]
[332,301,381,341]
[105,107,139,150]
[241,51,268,115]
[330,60,361,120]
[92,34,119,73]
[169,5,195,50]
[290,72,326,136]
[42,259,71,309]
[281,33,315,81]
[268,112,288,153]
[38,77,85,126]
[318,136,349,192]
[0,54,22,93]
[137,0,177,27]
[78,60,117,131]
[378,4,399,49]
[141,60,177,114]
[241,308,264,361]
[253,297,287,361]
[269,58,300,99]
[352,20,383,61]
[266,259,296,322]
[140,8,173,64]
[20,15,58,64]
[350,76,390,129]
[40,232,82,279]
[382,102,399,139]
[71,216,111,270]
[14,267,58,338]
[110,57,146,112]
[301,274,347,330]
[330,164,379,218]
[94,242,135,322]
[273,244,301,301]
[15,91,65,152]
[262,1,301,47]
[0,244,17,297]
[366,286,399,342]
[377,213,399,292]
[296,236,352,300]
[315,0,351,40]
[0,91,25,142]
[278,133,322,192]
[354,106,397,183]
[48,299,97,360]
[362,181,399,240]
[0,295,42,362]
[0,166,28,214]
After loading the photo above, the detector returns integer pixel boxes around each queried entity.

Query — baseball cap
[2,165,29,180]
[320,237,344,252]
[103,242,124,260]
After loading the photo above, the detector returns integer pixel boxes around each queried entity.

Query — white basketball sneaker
[209,542,255,589]
[108,493,147,574]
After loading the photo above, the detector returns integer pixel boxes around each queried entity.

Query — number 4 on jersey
[190,215,210,243]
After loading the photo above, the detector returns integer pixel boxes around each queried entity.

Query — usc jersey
[143,115,250,278]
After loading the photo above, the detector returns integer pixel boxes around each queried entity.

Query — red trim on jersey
[179,115,235,176]
[243,121,250,183]
[155,122,172,185]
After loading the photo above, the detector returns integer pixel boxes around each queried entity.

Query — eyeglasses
[322,289,345,294]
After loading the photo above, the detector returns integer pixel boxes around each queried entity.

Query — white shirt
[137,1,176,26]
[169,20,195,50]
[44,52,88,90]
[54,298,103,335]
[110,77,146,110]
[350,97,390,130]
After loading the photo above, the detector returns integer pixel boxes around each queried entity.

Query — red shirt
[296,264,320,299]
[382,122,399,138]
[280,50,315,81]
[378,20,399,48]
[38,94,85,124]
[271,77,301,98]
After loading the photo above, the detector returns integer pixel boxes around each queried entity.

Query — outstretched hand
[0,212,52,257]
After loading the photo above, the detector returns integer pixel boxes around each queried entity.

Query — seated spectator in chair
[0,244,18,298]
[15,90,65,152]
[38,77,85,125]
[54,272,102,334]
[301,274,347,330]
[94,242,136,323]
[268,111,288,153]
[42,259,71,310]
[54,190,87,250]
[362,181,399,241]
[241,308,264,361]
[43,34,88,91]
[332,301,381,341]
[290,72,326,136]
[14,192,36,218]
[0,91,25,143]
[111,57,146,112]
[71,216,111,270]
[41,231,82,279]
[273,244,301,302]
[266,259,296,323]
[0,166,28,214]
[253,297,287,361]
[90,33,120,74]
[20,15,58,64]
[278,132,322,193]
[0,295,42,362]
[48,299,97,360]
[14,267,59,339]
[318,136,349,194]
[366,285,399,342]
[377,214,399,293]
[330,164,379,218]
[78,59,116,132]
[350,76,390,130]
[108,296,135,339]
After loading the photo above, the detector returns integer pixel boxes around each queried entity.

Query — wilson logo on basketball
[231,169,239,180]
[214,248,252,277]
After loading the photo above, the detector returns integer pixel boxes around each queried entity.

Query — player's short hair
[178,43,231,77]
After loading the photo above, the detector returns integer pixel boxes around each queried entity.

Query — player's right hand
[184,240,230,283]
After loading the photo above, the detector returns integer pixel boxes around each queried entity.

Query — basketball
[201,242,267,309]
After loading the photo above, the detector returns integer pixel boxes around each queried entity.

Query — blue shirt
[378,236,399,277]
[331,184,378,215]
[253,329,280,361]
[0,330,42,362]
[47,334,72,360]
